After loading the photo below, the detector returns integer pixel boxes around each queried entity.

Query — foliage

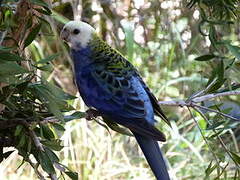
[0,0,82,179]
[0,0,240,180]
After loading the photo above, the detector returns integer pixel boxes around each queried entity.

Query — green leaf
[29,83,65,121]
[207,129,224,139]
[103,117,133,136]
[51,11,69,24]
[17,134,26,148]
[194,54,216,61]
[40,124,55,139]
[205,161,217,178]
[206,121,225,130]
[0,46,15,52]
[30,0,49,7]
[64,111,86,122]
[207,60,226,93]
[0,52,24,61]
[41,139,64,151]
[16,81,30,92]
[0,62,28,76]
[38,150,55,174]
[52,123,65,132]
[34,7,52,15]
[36,64,53,72]
[36,53,60,64]
[43,80,76,101]
[44,147,60,162]
[24,23,42,48]
[14,125,23,136]
[65,171,78,180]
[226,44,240,60]
[230,151,240,165]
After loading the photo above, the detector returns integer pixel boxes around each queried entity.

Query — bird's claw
[86,109,101,120]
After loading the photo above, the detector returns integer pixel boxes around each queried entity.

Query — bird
[60,21,170,180]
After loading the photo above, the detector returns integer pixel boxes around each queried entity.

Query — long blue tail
[133,132,170,180]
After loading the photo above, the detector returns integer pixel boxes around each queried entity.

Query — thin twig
[192,90,240,103]
[49,173,57,180]
[187,107,220,167]
[159,90,240,106]
[192,103,239,121]
[158,90,240,121]
[39,117,60,124]
[27,158,46,180]
[194,107,240,168]
[20,120,45,152]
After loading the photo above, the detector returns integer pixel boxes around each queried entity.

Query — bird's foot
[86,109,101,120]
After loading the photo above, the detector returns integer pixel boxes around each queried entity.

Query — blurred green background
[0,0,240,179]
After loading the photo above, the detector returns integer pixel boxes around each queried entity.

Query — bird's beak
[60,29,70,42]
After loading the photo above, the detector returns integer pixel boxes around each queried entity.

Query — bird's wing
[81,61,166,141]
[137,76,171,127]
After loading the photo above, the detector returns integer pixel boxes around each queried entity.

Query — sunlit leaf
[36,53,60,64]
[40,124,55,139]
[14,125,23,136]
[36,64,53,72]
[64,111,85,122]
[205,161,217,178]
[34,7,52,15]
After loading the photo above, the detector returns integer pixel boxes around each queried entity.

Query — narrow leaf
[195,54,216,61]
[40,124,55,139]
[30,0,49,7]
[41,140,63,151]
[230,151,240,165]
[0,52,25,61]
[0,46,15,51]
[36,53,60,64]
[44,147,60,162]
[65,172,78,180]
[38,151,55,174]
[24,23,42,48]
[14,125,23,136]
[64,111,86,122]
[0,62,28,76]
[34,7,52,15]
[226,44,240,60]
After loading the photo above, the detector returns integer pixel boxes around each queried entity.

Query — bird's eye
[73,29,80,35]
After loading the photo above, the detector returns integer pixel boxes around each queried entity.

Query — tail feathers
[133,132,170,180]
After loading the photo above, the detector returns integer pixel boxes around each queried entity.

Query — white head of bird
[60,21,96,50]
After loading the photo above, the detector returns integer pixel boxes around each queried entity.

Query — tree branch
[158,90,240,120]
[192,90,240,103]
